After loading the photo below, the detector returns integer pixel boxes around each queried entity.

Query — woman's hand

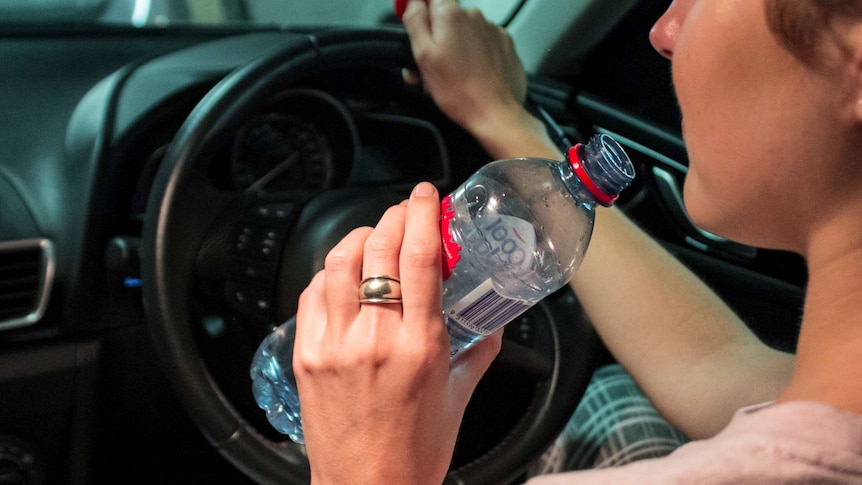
[294,182,502,485]
[402,0,527,135]
[402,0,559,160]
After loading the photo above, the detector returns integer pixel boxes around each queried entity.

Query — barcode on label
[451,282,532,334]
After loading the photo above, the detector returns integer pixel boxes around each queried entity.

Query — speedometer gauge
[231,113,334,192]
[229,89,358,193]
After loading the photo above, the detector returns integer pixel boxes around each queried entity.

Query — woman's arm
[572,208,794,438]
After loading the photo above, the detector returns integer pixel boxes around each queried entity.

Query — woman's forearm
[470,108,794,438]
[572,207,794,438]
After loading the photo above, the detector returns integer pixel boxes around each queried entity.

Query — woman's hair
[766,0,862,63]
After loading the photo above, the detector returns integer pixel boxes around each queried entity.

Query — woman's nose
[649,24,674,59]
[649,1,685,60]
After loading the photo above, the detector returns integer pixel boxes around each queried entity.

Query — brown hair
[766,0,862,63]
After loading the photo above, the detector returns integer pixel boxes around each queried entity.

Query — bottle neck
[565,135,635,207]
[567,145,616,206]
[557,160,598,209]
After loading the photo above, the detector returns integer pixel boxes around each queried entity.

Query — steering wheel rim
[141,28,600,485]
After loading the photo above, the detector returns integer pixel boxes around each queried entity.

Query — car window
[0,0,523,27]
[200,0,524,27]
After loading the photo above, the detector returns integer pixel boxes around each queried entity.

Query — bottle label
[471,214,536,276]
[441,191,537,340]
[441,193,538,280]
[447,279,532,336]
[440,194,461,280]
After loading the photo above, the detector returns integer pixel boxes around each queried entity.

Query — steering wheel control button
[0,436,45,485]
[225,281,273,321]
[507,313,539,348]
[260,231,278,259]
[230,223,285,262]
[247,202,296,222]
[233,226,254,255]
[229,260,274,285]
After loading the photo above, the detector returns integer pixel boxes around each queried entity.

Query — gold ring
[358,275,402,304]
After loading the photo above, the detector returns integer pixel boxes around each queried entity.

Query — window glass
[461,0,523,25]
[0,0,525,28]
[245,0,523,27]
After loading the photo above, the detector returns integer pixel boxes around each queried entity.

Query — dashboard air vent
[0,239,54,331]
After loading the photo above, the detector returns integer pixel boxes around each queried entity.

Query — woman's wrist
[466,102,563,160]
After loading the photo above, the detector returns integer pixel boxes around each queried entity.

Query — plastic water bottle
[439,134,634,356]
[250,133,634,443]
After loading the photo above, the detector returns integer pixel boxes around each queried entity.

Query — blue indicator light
[124,277,142,288]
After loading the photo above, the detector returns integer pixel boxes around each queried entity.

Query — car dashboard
[0,27,502,483]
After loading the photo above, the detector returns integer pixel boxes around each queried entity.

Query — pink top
[526,401,862,484]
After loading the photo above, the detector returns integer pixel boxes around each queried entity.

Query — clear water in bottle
[249,318,303,441]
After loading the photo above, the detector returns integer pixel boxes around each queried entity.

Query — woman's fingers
[400,182,444,325]
[322,226,371,333]
[294,272,331,390]
[295,270,328,353]
[361,203,407,284]
[449,330,502,402]
[306,181,448,355]
[402,0,432,49]
[359,203,408,327]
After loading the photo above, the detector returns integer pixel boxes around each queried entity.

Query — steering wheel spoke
[194,193,302,325]
[495,338,555,380]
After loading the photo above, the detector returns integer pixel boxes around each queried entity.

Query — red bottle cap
[395,0,427,19]
[567,144,618,206]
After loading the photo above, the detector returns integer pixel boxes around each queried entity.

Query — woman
[292,0,862,483]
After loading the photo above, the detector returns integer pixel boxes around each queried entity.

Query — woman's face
[649,0,857,252]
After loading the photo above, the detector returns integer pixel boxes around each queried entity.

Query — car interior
[0,0,806,484]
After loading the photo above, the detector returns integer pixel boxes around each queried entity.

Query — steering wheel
[141,28,600,485]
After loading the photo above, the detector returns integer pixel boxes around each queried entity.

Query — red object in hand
[395,0,427,19]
